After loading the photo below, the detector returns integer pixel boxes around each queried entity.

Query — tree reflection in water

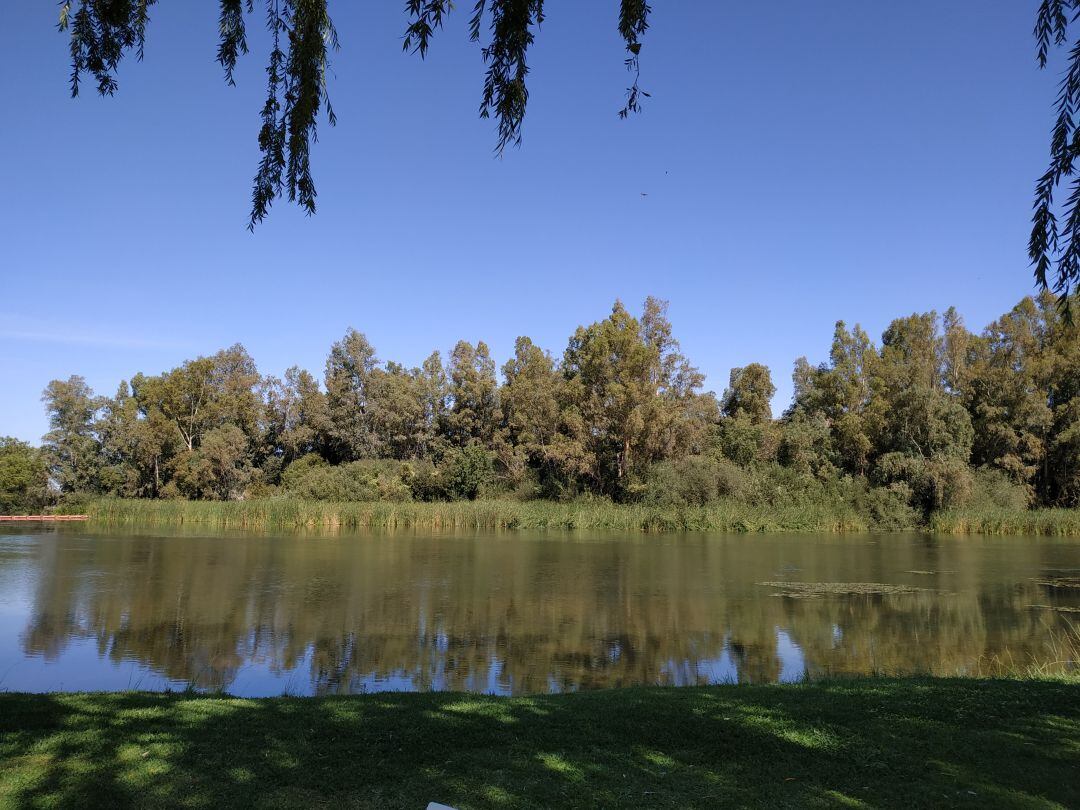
[1,528,1076,695]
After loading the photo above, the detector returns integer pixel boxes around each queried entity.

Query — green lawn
[1,678,1077,808]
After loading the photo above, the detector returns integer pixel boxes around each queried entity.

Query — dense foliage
[0,437,49,514]
[30,293,1080,520]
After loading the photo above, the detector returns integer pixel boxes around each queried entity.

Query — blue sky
[0,2,1054,443]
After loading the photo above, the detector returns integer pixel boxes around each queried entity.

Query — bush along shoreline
[5,292,1080,526]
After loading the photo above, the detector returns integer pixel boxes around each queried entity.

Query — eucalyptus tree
[865,313,975,513]
[721,364,775,425]
[716,363,778,468]
[323,329,379,461]
[1042,294,1080,504]
[501,337,560,446]
[790,321,878,475]
[873,313,973,462]
[171,424,254,500]
[966,294,1055,499]
[261,365,327,467]
[417,351,451,459]
[445,340,500,450]
[367,361,431,460]
[499,336,562,485]
[41,375,104,493]
[132,345,261,454]
[561,298,705,496]
[96,380,147,496]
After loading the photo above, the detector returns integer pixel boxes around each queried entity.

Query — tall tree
[562,298,705,495]
[873,313,973,462]
[445,340,500,450]
[262,366,327,466]
[721,364,775,425]
[323,329,379,461]
[132,345,261,453]
[368,362,429,460]
[41,375,102,494]
[790,321,878,475]
[172,424,254,500]
[967,295,1054,499]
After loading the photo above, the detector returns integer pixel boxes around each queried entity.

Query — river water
[0,527,1076,696]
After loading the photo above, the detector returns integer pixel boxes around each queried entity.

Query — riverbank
[1,677,1076,808]
[53,497,1080,535]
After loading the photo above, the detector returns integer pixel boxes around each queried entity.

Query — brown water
[0,527,1076,696]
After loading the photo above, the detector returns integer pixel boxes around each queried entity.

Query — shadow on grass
[0,678,1077,808]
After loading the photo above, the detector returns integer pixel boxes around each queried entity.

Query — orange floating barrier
[0,515,89,522]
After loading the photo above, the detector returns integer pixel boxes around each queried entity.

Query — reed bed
[61,497,871,533]
[58,498,1080,534]
[929,507,1080,536]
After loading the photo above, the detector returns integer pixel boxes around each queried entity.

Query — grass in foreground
[1,678,1077,809]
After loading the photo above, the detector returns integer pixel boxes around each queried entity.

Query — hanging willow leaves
[618,0,651,119]
[403,0,452,58]
[474,0,545,154]
[57,1,649,224]
[218,0,253,86]
[59,0,157,97]
[1031,0,1080,308]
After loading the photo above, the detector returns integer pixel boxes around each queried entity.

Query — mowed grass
[1,678,1078,809]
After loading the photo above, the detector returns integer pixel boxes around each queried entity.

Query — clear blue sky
[0,2,1054,443]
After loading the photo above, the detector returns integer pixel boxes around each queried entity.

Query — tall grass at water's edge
[59,497,871,533]
[929,507,1080,536]
[53,497,1080,534]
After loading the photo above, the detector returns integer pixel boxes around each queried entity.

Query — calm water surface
[0,527,1077,696]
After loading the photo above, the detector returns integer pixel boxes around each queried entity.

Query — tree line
[2,293,1078,518]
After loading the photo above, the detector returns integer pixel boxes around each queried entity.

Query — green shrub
[855,482,921,531]
[404,459,444,501]
[968,467,1031,511]
[439,445,496,500]
[741,463,828,508]
[279,453,329,491]
[641,456,746,506]
[281,457,412,502]
[872,453,973,513]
